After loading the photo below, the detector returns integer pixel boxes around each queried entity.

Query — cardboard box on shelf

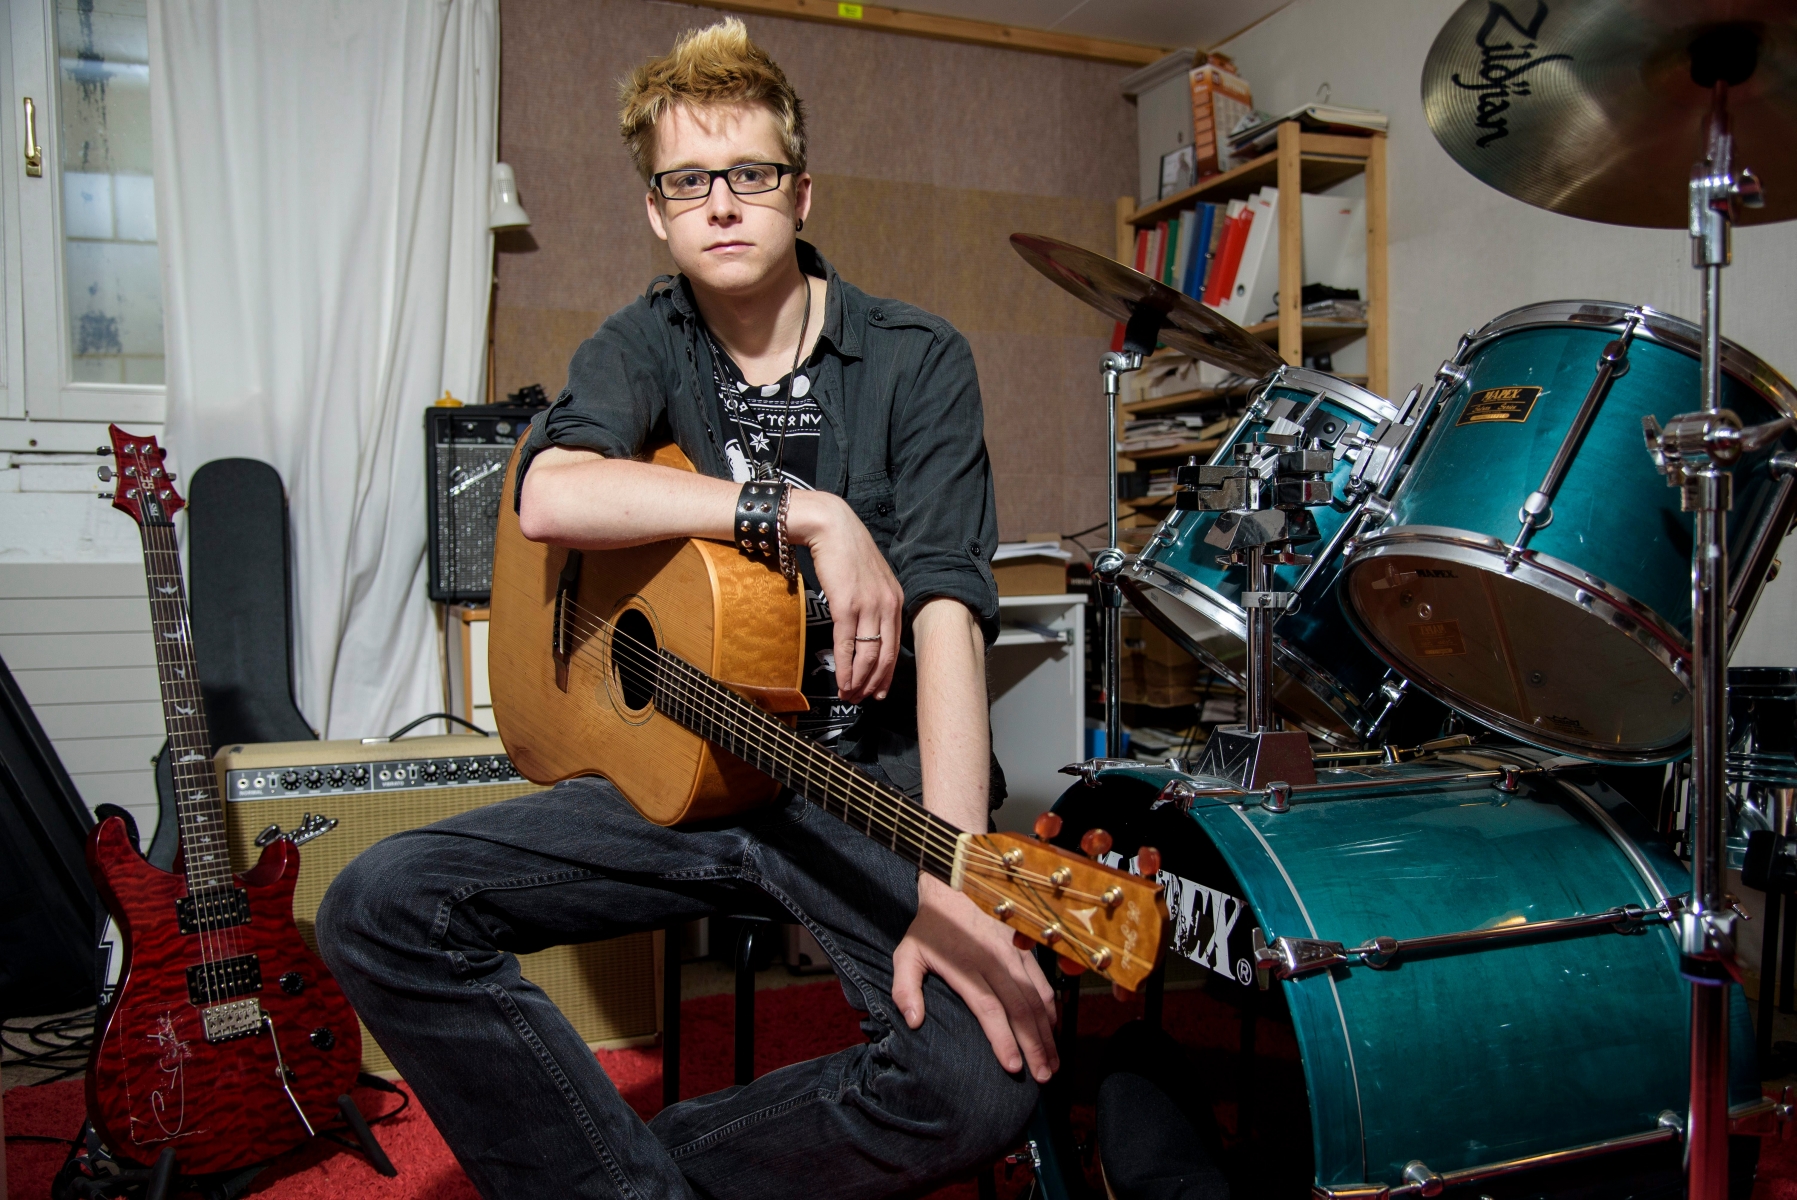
[1189,55,1253,178]
[1124,615,1195,667]
[1123,653,1204,708]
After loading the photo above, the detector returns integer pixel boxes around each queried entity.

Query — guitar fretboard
[650,648,963,882]
[139,520,230,893]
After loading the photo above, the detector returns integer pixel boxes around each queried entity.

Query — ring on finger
[853,633,882,643]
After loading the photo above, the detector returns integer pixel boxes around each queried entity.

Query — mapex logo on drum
[1101,851,1253,987]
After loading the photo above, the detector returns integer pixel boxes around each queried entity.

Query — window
[4,0,165,435]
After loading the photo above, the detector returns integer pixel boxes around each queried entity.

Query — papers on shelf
[992,541,1072,563]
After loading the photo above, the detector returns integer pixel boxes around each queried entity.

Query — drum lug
[1400,1160,1443,1198]
[1057,757,1137,787]
[1252,927,1349,982]
[1493,765,1523,794]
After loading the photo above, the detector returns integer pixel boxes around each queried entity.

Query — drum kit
[1010,3,1797,1197]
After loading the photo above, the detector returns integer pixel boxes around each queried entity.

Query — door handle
[22,97,42,177]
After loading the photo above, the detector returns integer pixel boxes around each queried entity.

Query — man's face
[644,102,811,296]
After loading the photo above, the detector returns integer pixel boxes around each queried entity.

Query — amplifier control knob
[352,766,368,785]
[309,1026,336,1051]
[327,767,346,786]
[303,768,323,788]
[443,761,461,779]
[422,762,438,780]
[281,770,300,790]
[279,971,305,995]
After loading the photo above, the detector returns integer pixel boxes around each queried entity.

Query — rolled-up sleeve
[888,326,1001,643]
[513,301,671,507]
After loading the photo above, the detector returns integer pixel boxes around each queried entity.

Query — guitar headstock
[103,425,184,527]
[953,823,1165,991]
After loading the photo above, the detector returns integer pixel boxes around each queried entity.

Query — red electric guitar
[85,426,362,1174]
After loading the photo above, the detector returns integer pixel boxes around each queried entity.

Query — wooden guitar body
[85,817,361,1173]
[489,442,807,825]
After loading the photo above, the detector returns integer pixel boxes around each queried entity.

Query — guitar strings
[141,518,247,993]
[550,593,972,872]
[552,594,1093,897]
[550,595,1090,893]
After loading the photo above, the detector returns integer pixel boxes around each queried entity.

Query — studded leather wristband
[734,480,786,567]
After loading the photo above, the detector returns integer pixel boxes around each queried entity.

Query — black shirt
[702,324,860,745]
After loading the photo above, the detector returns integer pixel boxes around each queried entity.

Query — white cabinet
[989,594,1085,833]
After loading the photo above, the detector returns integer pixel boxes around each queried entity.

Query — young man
[319,19,1054,1199]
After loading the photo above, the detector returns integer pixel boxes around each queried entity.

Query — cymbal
[1009,233,1284,379]
[1422,0,1797,228]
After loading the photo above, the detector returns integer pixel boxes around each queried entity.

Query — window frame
[6,0,164,430]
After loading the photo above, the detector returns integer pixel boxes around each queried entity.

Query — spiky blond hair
[619,18,807,183]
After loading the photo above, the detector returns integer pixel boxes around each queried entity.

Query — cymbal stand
[1095,350,1142,761]
[1644,75,1765,1200]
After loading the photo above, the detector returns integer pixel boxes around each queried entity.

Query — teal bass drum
[1122,369,1444,747]
[1339,301,1797,762]
[1051,754,1766,1197]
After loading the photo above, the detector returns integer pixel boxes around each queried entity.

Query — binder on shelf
[1162,216,1181,284]
[1220,187,1279,326]
[1181,204,1215,297]
[1202,200,1251,308]
[1300,193,1367,299]
[1171,214,1195,292]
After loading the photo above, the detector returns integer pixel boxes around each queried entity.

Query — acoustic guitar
[85,426,362,1174]
[488,442,1164,988]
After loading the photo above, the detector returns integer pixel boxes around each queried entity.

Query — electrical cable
[383,711,490,741]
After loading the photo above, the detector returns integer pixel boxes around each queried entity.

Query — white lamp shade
[490,161,531,229]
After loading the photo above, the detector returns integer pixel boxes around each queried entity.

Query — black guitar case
[148,458,314,869]
[0,654,99,1016]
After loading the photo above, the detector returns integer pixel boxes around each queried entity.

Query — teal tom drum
[1122,369,1442,746]
[1340,301,1797,762]
[1051,753,1766,1197]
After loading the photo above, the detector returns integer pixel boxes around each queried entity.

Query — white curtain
[151,0,497,739]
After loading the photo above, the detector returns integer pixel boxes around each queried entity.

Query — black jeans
[315,776,1037,1199]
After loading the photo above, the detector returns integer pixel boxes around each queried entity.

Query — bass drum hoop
[1121,555,1371,746]
[1340,527,1693,762]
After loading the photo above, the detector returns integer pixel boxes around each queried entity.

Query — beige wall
[494,0,1139,541]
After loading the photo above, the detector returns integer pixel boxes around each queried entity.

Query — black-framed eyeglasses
[650,162,796,202]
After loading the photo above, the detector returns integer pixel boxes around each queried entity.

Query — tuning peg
[1112,982,1133,1003]
[96,446,109,455]
[1012,932,1034,952]
[1079,828,1113,859]
[97,492,113,500]
[1032,812,1062,841]
[1057,955,1085,977]
[97,465,113,482]
[1136,846,1161,876]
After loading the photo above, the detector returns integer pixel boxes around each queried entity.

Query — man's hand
[892,874,1058,1083]
[788,491,903,703]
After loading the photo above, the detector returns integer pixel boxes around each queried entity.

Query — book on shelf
[1171,213,1194,290]
[1300,194,1367,301]
[1163,215,1182,284]
[1227,103,1387,158]
[1202,199,1251,308]
[1132,226,1150,273]
[1180,204,1215,298]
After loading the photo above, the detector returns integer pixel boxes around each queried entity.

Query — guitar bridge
[553,549,584,693]
[200,998,264,1043]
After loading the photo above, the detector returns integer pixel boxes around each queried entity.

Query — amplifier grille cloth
[225,776,657,1073]
[433,440,511,600]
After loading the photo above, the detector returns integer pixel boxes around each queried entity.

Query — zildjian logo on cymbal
[1452,1,1573,148]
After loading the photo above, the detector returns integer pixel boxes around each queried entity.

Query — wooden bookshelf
[1121,387,1245,417]
[1117,126,1387,397]
[1116,437,1222,464]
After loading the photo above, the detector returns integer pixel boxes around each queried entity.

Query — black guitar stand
[51,1076,400,1200]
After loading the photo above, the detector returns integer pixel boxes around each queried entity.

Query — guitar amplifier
[426,405,538,602]
[220,735,658,1073]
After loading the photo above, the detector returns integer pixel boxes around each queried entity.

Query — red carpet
[8,981,1797,1198]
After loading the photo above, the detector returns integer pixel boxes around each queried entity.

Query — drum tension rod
[1506,312,1642,567]
[1251,899,1674,984]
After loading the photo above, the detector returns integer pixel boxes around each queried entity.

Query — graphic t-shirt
[703,325,860,745]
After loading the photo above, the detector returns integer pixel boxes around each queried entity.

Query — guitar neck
[651,649,964,883]
[139,520,230,892]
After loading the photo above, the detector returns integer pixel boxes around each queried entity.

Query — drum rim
[1469,300,1797,417]
[1260,365,1403,428]
[1340,526,1691,763]
[1120,555,1370,746]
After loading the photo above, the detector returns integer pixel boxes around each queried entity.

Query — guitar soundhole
[612,608,658,713]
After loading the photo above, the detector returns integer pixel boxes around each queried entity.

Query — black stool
[662,915,779,1106]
